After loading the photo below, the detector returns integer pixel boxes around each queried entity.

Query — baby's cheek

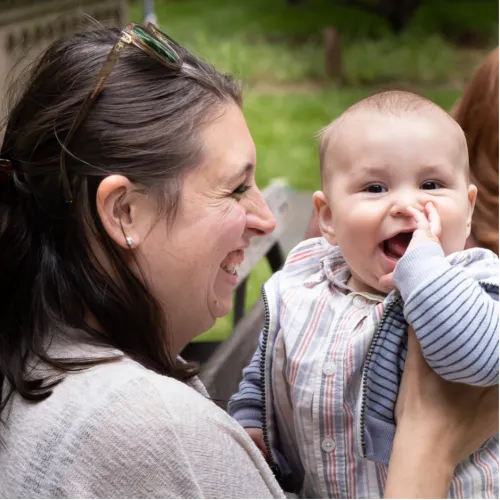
[439,214,470,254]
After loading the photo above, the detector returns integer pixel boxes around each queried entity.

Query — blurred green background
[130,0,498,342]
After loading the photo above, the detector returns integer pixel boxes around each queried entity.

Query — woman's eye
[364,184,387,193]
[232,184,250,197]
[421,181,442,190]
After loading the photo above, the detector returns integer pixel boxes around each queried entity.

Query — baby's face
[317,111,477,294]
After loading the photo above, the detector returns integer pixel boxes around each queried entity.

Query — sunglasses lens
[147,23,180,47]
[132,25,181,67]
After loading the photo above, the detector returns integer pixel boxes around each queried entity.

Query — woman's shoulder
[10,356,283,497]
[58,355,216,422]
[74,358,284,497]
[54,356,259,458]
[41,337,211,419]
[14,350,224,453]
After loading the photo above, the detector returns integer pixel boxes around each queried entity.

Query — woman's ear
[312,190,337,245]
[96,175,143,249]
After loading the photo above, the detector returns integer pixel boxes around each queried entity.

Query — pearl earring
[125,236,134,247]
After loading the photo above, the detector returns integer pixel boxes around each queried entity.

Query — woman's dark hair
[0,25,242,419]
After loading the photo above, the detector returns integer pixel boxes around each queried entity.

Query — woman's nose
[246,190,276,237]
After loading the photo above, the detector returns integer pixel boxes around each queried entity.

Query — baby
[229,91,498,498]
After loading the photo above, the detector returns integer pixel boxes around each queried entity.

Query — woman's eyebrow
[226,162,254,183]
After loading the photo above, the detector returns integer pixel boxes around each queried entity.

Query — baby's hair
[318,90,466,180]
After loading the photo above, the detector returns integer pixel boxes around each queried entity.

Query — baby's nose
[390,194,424,217]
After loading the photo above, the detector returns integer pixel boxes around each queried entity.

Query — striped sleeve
[394,242,499,386]
[227,332,264,428]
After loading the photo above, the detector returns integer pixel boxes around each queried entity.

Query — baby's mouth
[382,232,414,260]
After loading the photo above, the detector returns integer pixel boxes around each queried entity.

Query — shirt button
[323,361,336,376]
[322,437,336,453]
[353,296,366,309]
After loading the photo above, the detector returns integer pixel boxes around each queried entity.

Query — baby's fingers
[379,271,395,291]
[406,205,429,230]
[425,202,441,239]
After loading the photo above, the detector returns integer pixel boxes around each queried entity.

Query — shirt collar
[306,242,385,303]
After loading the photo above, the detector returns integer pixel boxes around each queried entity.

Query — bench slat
[200,298,266,406]
[236,180,290,286]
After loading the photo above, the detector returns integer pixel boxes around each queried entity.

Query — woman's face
[136,103,275,353]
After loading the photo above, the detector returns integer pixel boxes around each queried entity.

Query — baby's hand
[379,203,441,290]
[245,427,268,459]
[405,202,442,254]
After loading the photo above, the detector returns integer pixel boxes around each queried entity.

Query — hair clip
[0,158,13,171]
[0,158,21,203]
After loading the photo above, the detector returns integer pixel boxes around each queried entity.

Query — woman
[0,24,496,498]
[453,47,499,255]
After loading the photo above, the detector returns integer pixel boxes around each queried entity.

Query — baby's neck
[347,274,388,297]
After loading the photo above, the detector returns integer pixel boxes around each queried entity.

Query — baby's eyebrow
[352,165,389,177]
[352,162,454,177]
[416,163,455,176]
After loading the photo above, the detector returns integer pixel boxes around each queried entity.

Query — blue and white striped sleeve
[227,332,264,428]
[394,242,499,387]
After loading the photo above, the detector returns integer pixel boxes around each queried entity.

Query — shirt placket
[321,294,372,498]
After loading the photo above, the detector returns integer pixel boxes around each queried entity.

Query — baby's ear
[465,183,478,236]
[312,191,337,245]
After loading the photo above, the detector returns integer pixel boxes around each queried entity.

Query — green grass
[131,0,498,40]
[247,87,462,190]
[128,0,492,342]
[130,0,496,86]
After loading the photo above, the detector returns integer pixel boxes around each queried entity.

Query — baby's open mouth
[382,232,414,260]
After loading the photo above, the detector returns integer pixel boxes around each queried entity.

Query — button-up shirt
[230,238,498,498]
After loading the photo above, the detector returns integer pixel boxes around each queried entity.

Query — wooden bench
[195,180,313,406]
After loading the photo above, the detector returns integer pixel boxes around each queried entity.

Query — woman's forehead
[197,103,256,180]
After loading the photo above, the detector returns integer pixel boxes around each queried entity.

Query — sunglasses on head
[60,23,183,203]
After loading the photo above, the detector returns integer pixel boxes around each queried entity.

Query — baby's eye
[420,181,442,190]
[364,184,387,193]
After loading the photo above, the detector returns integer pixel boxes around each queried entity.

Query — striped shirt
[363,241,498,464]
[229,237,499,498]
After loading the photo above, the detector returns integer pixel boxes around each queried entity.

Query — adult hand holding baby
[379,202,441,290]
[385,328,499,498]
[246,427,268,459]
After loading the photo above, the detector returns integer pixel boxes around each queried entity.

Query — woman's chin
[209,294,233,321]
[212,274,237,318]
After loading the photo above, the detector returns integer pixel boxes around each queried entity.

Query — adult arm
[385,329,499,499]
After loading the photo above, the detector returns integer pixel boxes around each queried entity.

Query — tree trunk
[323,26,342,84]
[379,0,422,33]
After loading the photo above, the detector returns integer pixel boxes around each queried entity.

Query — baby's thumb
[378,272,395,290]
